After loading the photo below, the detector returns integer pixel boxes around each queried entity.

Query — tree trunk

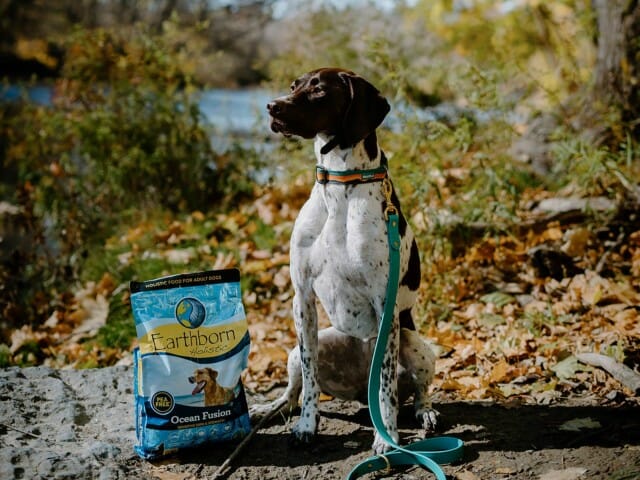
[592,0,640,134]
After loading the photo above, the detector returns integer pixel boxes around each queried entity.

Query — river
[1,84,503,154]
[0,84,278,153]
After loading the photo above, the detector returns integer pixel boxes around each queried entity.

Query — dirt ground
[2,367,638,480]
[136,391,640,480]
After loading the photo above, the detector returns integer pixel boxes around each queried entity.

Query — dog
[251,67,438,455]
[189,368,234,407]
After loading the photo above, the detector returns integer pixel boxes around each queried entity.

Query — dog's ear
[337,72,390,149]
[208,368,218,379]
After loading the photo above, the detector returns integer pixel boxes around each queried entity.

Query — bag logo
[150,391,174,415]
[175,297,206,329]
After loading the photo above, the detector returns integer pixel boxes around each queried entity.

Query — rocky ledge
[0,366,137,480]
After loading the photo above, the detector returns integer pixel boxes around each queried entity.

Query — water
[198,88,273,135]
[197,88,278,153]
[0,84,513,152]
[0,84,278,153]
[0,84,53,105]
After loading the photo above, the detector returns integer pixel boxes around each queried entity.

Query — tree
[592,0,640,137]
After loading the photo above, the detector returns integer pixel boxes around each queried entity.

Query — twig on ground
[595,231,626,274]
[210,398,289,480]
[576,353,640,395]
[1,423,56,444]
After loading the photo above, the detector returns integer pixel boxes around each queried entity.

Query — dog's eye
[308,86,326,100]
[290,83,295,92]
[309,77,320,86]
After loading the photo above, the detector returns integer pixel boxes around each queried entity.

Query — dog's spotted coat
[251,68,438,454]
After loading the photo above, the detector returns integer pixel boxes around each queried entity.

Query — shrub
[0,26,251,332]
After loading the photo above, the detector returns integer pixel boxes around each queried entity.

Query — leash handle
[346,211,463,480]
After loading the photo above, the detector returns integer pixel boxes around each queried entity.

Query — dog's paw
[416,407,439,433]
[248,403,273,422]
[372,430,399,455]
[290,417,317,445]
[289,429,316,446]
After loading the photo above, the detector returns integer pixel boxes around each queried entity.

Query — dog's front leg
[372,313,400,455]
[290,288,320,444]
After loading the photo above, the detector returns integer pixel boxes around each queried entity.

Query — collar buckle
[316,166,329,184]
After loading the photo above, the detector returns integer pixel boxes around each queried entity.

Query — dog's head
[267,68,390,153]
[188,368,218,395]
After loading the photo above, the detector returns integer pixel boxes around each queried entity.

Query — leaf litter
[4,174,640,408]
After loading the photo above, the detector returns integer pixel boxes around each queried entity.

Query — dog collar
[315,165,387,185]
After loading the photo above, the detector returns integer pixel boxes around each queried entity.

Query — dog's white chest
[292,184,389,339]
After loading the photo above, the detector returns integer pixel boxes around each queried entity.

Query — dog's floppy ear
[206,368,218,379]
[337,72,390,149]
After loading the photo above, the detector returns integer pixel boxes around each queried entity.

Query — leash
[344,176,464,479]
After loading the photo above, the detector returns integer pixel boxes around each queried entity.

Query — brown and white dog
[251,68,438,454]
[189,368,234,407]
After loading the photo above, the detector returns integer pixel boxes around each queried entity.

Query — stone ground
[1,366,639,480]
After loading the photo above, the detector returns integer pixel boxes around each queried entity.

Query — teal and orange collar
[315,165,387,185]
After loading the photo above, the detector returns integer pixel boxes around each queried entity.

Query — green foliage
[1,26,262,332]
[549,129,640,195]
[260,1,640,343]
[96,291,137,351]
[0,344,10,368]
[2,0,639,366]
[263,5,450,104]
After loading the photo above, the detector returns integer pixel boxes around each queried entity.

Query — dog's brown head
[188,368,218,395]
[267,68,390,154]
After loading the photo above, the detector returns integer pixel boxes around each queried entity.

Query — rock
[510,113,558,177]
[528,245,583,280]
[0,366,138,480]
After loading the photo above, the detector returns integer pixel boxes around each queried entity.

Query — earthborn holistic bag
[130,269,251,459]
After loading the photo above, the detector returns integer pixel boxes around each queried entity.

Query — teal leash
[346,178,464,479]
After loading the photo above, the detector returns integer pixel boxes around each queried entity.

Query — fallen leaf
[561,227,592,257]
[191,210,205,221]
[488,359,511,384]
[495,466,517,474]
[456,470,480,480]
[69,294,109,340]
[558,417,602,432]
[148,466,192,480]
[10,326,46,354]
[96,272,116,297]
[551,355,583,381]
[480,291,515,308]
[479,313,506,327]
[538,467,588,480]
[273,266,290,289]
[496,382,529,398]
[163,247,197,264]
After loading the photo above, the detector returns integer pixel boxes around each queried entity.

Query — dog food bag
[130,269,251,459]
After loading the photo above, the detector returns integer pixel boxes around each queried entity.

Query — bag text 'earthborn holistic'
[130,269,251,459]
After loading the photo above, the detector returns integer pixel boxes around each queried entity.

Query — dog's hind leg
[250,327,374,422]
[399,327,439,432]
[249,346,302,421]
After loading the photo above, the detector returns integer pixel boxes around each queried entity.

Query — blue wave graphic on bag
[130,269,251,459]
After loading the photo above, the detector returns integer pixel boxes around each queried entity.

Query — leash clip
[382,177,397,221]
[378,454,392,475]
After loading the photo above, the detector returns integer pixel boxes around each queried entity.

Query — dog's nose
[267,101,281,114]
